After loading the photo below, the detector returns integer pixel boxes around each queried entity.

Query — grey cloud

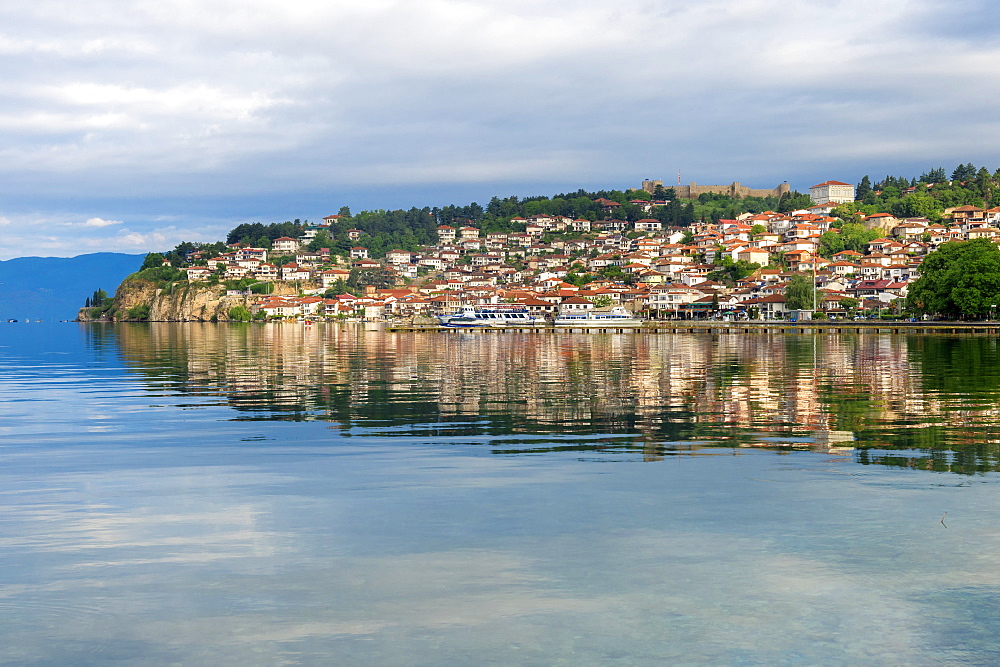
[0,0,997,257]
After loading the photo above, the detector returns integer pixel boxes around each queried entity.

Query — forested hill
[161,164,1000,262]
[218,186,813,260]
[841,164,1000,221]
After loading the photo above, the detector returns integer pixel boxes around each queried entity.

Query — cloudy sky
[1,0,998,259]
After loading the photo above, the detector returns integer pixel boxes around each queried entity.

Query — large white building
[809,180,855,204]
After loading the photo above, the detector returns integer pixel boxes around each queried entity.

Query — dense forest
[837,164,1000,222]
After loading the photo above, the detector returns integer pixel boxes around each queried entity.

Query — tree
[777,190,813,213]
[919,167,947,183]
[707,258,760,285]
[682,202,696,224]
[347,266,397,291]
[322,280,351,297]
[818,223,879,257]
[908,238,1000,319]
[832,202,878,225]
[785,274,814,310]
[651,185,676,201]
[856,175,872,200]
[228,306,253,322]
[588,295,613,308]
[839,297,860,313]
[140,253,164,270]
[564,271,593,287]
[126,304,151,321]
[307,230,334,252]
[975,166,994,200]
[891,192,942,220]
[950,163,977,183]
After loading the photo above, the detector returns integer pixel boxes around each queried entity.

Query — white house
[809,181,855,204]
[272,236,300,253]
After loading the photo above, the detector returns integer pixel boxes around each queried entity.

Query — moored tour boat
[553,306,643,327]
[438,305,545,328]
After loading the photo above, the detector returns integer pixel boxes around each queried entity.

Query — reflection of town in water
[88,324,1000,473]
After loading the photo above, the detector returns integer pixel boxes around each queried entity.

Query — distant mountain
[0,253,144,321]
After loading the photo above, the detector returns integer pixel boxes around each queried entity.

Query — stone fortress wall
[641,179,790,200]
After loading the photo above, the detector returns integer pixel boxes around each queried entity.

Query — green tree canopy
[140,253,164,270]
[707,258,760,285]
[919,167,947,183]
[785,274,815,310]
[839,297,860,312]
[307,230,334,252]
[818,223,880,257]
[588,295,614,307]
[347,266,397,291]
[777,190,813,213]
[856,175,872,200]
[908,238,1000,319]
[891,192,942,220]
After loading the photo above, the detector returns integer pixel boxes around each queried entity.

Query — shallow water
[2,323,1000,664]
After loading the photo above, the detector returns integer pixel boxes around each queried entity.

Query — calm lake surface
[3,323,1000,665]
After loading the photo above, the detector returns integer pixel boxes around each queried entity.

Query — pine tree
[856,175,872,199]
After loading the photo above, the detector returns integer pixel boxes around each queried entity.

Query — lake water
[3,323,1000,665]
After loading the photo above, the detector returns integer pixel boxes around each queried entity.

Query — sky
[1,0,999,259]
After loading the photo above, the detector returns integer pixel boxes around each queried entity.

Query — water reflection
[87,323,1000,473]
[7,323,1000,664]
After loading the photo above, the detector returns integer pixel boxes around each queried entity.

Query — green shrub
[126,304,151,321]
[224,278,257,292]
[228,306,253,322]
[127,265,186,289]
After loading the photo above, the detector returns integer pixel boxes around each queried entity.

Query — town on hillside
[141,174,1000,322]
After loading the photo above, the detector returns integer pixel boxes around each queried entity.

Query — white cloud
[83,217,123,227]
[52,216,124,228]
[0,0,997,257]
[116,231,168,248]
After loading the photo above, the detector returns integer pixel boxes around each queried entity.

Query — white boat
[438,305,545,328]
[553,306,643,327]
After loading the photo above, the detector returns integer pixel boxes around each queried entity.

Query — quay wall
[388,321,1000,335]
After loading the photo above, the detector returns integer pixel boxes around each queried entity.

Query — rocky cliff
[77,277,299,322]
